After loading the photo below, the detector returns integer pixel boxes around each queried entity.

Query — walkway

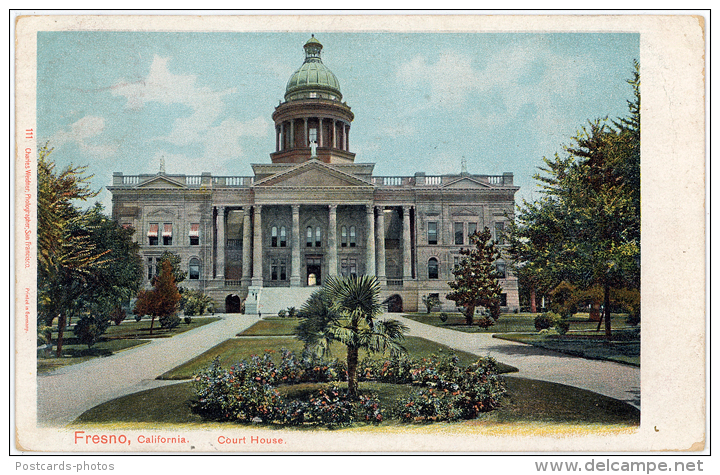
[387,314,640,409]
[37,314,258,426]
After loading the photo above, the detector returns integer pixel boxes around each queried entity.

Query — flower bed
[191,349,506,427]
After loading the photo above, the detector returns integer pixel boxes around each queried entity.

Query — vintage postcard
[13,14,706,453]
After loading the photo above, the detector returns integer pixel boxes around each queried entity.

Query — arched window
[428,258,439,280]
[306,227,313,247]
[349,226,356,247]
[189,258,201,280]
[271,226,278,247]
[341,226,348,247]
[280,226,287,247]
[315,226,322,247]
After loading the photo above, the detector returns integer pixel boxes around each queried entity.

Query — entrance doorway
[307,257,322,286]
[225,294,241,313]
[386,294,403,313]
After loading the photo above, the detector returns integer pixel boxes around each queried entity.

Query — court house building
[109,36,520,314]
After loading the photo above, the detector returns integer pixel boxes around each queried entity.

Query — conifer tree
[447,228,503,325]
[134,259,181,335]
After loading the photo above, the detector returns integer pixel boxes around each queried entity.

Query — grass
[238,317,302,336]
[37,317,221,373]
[73,376,639,429]
[159,335,517,380]
[494,331,640,366]
[404,312,630,334]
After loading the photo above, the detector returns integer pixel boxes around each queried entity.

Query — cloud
[397,51,481,110]
[51,115,118,159]
[112,55,269,163]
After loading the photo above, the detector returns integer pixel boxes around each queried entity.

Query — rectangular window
[280,259,287,281]
[468,222,477,239]
[495,222,505,245]
[147,257,154,280]
[189,263,200,280]
[148,223,159,246]
[500,293,508,307]
[189,223,200,245]
[309,127,317,144]
[271,259,278,281]
[453,256,460,269]
[496,261,506,279]
[454,222,464,245]
[341,258,357,278]
[163,223,173,246]
[427,222,438,245]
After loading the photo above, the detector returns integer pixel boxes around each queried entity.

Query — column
[403,205,413,280]
[318,118,323,147]
[242,207,252,286]
[252,205,263,286]
[345,125,349,151]
[304,118,308,146]
[332,120,337,148]
[366,204,376,276]
[328,205,338,276]
[276,125,280,152]
[216,206,225,281]
[290,120,295,149]
[376,206,386,285]
[290,204,301,286]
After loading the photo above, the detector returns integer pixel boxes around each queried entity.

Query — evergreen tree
[508,62,640,338]
[446,227,503,325]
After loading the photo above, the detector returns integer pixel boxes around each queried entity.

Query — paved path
[387,314,640,409]
[37,315,258,426]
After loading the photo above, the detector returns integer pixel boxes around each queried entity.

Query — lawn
[238,317,301,336]
[494,331,640,366]
[404,312,630,334]
[37,317,221,373]
[158,334,517,380]
[73,375,639,429]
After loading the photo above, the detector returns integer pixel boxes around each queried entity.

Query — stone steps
[253,286,318,316]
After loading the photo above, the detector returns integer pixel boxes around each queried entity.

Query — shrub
[422,294,441,313]
[476,316,495,328]
[73,315,111,348]
[134,314,143,322]
[554,318,570,335]
[395,388,461,422]
[278,309,287,318]
[184,316,192,324]
[110,306,127,326]
[181,290,213,316]
[439,312,448,323]
[283,385,355,428]
[286,307,297,318]
[159,314,181,329]
[535,312,561,331]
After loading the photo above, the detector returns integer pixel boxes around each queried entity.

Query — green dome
[285,36,342,101]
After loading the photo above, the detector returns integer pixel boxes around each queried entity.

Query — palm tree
[295,275,408,397]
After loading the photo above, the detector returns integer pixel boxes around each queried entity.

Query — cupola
[271,36,355,165]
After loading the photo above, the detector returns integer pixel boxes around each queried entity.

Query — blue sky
[37,31,639,210]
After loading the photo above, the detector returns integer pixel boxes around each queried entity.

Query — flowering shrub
[283,385,355,428]
[395,356,506,422]
[395,388,462,422]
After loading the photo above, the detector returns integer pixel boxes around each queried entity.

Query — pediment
[254,160,373,188]
[442,177,494,189]
[136,175,187,189]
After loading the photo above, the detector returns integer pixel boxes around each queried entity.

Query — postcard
[13,13,706,453]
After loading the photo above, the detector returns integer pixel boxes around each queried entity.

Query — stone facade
[108,37,520,314]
